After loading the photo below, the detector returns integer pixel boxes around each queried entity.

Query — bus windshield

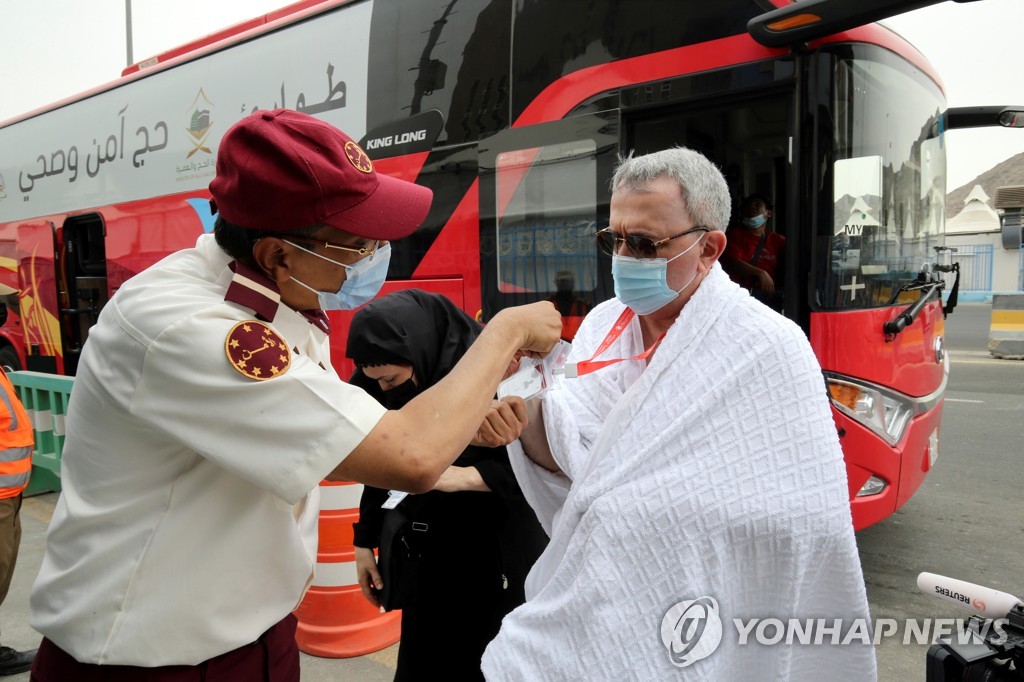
[819,47,946,309]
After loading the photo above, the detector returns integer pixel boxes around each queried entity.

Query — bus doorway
[625,91,800,325]
[59,213,108,376]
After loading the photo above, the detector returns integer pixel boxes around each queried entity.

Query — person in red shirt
[548,270,591,341]
[722,194,785,309]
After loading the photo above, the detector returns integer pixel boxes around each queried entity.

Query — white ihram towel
[482,264,876,681]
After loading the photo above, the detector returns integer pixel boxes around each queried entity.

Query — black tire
[0,346,22,372]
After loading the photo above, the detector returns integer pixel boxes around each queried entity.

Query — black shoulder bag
[374,505,426,612]
[749,231,769,269]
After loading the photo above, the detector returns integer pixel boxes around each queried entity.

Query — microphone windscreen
[917,572,1022,620]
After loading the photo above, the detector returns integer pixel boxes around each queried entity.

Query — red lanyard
[562,308,666,378]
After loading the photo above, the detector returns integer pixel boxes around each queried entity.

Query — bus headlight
[856,475,888,497]
[825,374,916,446]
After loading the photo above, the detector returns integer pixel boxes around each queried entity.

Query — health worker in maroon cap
[28,109,561,681]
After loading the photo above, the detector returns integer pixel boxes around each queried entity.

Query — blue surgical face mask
[742,213,767,229]
[287,241,392,310]
[611,235,705,315]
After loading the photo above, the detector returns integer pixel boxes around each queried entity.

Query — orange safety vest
[0,369,33,499]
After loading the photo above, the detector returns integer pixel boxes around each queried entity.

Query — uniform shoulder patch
[225,321,291,381]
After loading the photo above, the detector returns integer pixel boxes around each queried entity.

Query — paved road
[1,302,1019,681]
[859,302,1024,680]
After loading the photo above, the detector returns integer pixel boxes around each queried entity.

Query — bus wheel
[0,346,21,372]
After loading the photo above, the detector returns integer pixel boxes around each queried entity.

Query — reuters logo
[660,596,723,668]
[344,141,373,174]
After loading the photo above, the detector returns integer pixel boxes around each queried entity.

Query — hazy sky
[2,0,1022,192]
[882,0,1024,191]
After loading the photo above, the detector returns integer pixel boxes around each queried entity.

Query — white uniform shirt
[30,234,386,666]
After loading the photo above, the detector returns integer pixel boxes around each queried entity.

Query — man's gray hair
[611,147,731,231]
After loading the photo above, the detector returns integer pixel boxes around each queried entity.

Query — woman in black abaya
[347,289,547,681]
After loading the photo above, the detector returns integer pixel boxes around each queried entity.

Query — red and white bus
[2,0,1015,528]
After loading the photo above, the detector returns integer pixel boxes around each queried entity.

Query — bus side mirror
[0,304,8,328]
[747,0,951,47]
[946,106,1024,130]
[998,110,1024,128]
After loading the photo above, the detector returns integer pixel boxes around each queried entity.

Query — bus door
[12,219,60,373]
[619,62,803,326]
[59,213,108,376]
[477,112,619,338]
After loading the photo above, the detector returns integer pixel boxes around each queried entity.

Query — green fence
[8,371,74,496]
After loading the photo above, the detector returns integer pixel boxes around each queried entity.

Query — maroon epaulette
[224,261,281,323]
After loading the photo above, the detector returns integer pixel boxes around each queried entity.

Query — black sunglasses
[595,226,710,258]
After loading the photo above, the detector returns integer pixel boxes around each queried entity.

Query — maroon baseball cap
[209,109,432,240]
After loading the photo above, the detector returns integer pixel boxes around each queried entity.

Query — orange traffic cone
[294,480,401,657]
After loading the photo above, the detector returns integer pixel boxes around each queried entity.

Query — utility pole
[125,0,134,67]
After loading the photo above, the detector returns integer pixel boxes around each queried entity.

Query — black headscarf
[346,290,482,408]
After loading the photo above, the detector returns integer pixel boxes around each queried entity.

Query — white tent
[947,184,1000,234]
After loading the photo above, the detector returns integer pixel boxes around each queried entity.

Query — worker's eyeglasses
[285,236,381,257]
[595,226,710,258]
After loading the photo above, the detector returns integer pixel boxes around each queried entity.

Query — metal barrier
[990,294,1024,360]
[1019,244,1024,291]
[8,371,74,496]
[940,244,994,292]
